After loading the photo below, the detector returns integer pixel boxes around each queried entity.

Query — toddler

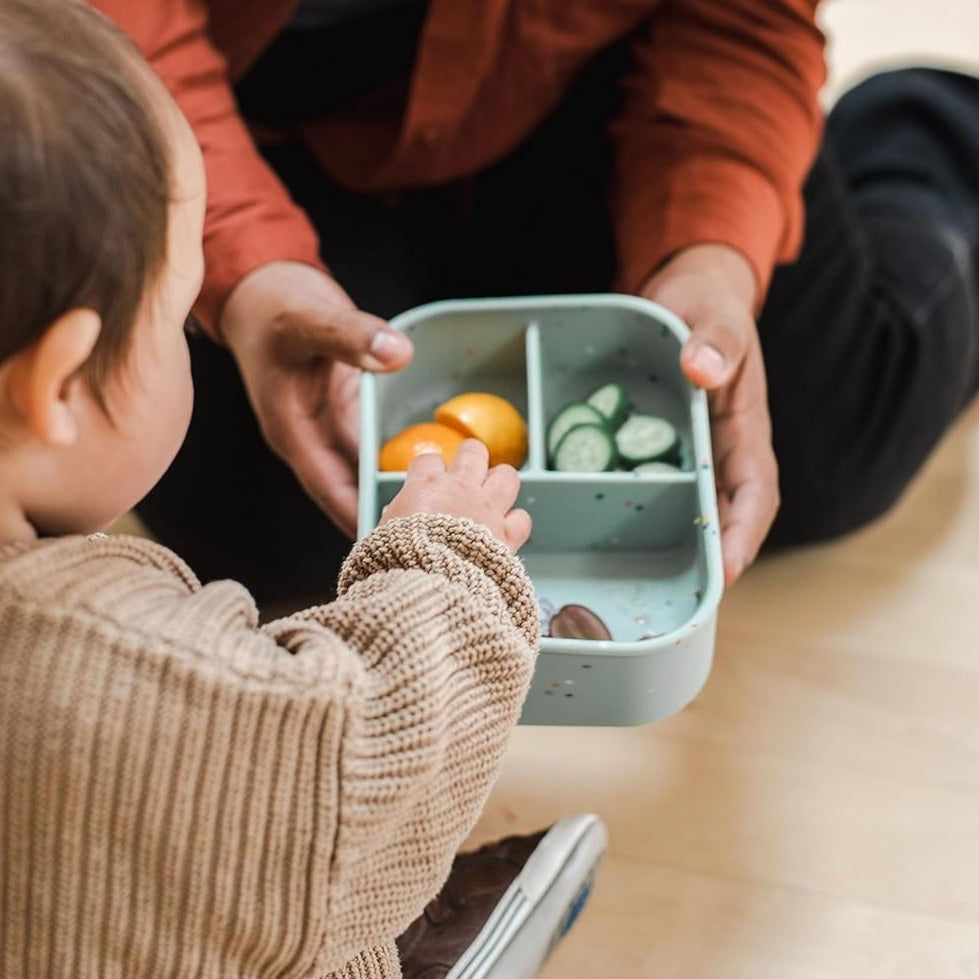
[0,2,604,976]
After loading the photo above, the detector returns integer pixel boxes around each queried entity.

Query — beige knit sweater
[0,514,540,978]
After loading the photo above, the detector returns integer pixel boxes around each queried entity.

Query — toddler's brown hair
[0,0,172,391]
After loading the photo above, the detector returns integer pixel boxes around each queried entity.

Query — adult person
[91,1,979,609]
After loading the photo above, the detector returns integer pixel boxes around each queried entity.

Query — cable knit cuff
[328,941,401,979]
[338,514,540,652]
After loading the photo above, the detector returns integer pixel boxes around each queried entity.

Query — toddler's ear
[6,309,102,446]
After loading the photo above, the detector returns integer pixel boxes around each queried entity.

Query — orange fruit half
[378,421,466,472]
[434,392,528,468]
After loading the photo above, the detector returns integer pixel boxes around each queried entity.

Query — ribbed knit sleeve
[272,515,539,970]
[0,517,538,978]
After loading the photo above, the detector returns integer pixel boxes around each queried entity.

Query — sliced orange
[378,421,466,472]
[434,392,528,468]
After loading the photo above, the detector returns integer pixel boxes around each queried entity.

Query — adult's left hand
[220,262,413,539]
[640,243,779,585]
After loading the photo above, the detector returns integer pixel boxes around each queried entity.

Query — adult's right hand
[641,244,779,586]
[219,261,414,538]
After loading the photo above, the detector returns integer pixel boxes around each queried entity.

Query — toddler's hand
[379,440,531,553]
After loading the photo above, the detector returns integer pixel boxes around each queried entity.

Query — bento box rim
[359,293,725,658]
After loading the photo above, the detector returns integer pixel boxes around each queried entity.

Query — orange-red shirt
[91,0,826,333]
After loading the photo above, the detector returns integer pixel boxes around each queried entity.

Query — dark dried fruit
[548,604,612,641]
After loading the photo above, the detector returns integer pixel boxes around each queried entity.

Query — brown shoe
[396,813,606,979]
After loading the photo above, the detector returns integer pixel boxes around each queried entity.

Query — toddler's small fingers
[448,438,490,482]
[482,463,521,511]
[405,451,447,477]
[503,508,532,553]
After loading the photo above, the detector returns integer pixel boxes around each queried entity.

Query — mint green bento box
[358,295,723,726]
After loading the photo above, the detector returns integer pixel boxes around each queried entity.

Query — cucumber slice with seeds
[585,381,630,430]
[547,402,606,459]
[614,414,679,467]
[552,423,618,472]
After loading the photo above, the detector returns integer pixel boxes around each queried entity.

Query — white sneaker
[396,813,608,979]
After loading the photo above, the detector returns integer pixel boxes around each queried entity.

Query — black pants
[138,45,979,601]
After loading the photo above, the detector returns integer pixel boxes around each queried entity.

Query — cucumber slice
[547,402,606,459]
[633,460,682,475]
[552,423,617,472]
[585,381,630,430]
[614,414,679,467]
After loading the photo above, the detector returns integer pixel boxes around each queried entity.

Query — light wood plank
[541,857,979,979]
[466,0,979,915]
[472,357,979,975]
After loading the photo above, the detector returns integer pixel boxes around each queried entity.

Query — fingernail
[689,344,725,380]
[369,329,411,363]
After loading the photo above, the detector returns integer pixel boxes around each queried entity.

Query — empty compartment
[519,477,710,643]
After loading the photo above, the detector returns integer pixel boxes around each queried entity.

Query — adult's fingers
[302,307,414,373]
[679,305,753,391]
[718,477,779,585]
[319,361,362,463]
[222,262,414,373]
[286,430,361,538]
[714,429,780,584]
[262,385,360,536]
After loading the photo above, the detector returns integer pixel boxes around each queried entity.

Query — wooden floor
[464,9,979,976]
[469,399,979,978]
